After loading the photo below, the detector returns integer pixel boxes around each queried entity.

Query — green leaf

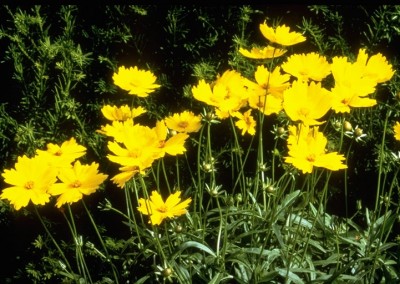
[176,241,216,257]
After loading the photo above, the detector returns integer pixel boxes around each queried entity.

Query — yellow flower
[98,120,135,142]
[259,21,306,46]
[1,155,58,210]
[282,53,331,81]
[107,124,160,171]
[49,161,108,208]
[154,120,189,157]
[285,125,347,174]
[254,66,291,97]
[249,92,283,116]
[283,80,333,125]
[331,56,376,96]
[248,65,290,116]
[232,110,256,136]
[112,66,161,97]
[192,70,255,119]
[356,48,394,84]
[111,166,141,188]
[239,45,287,59]
[164,111,202,133]
[394,122,400,141]
[138,190,192,225]
[330,85,377,113]
[36,138,86,169]
[101,105,146,121]
[330,56,378,113]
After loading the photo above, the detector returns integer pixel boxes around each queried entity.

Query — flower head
[154,120,189,157]
[356,48,394,84]
[283,80,333,125]
[239,45,287,59]
[113,66,160,97]
[138,190,192,225]
[101,105,146,121]
[285,125,347,174]
[164,111,202,133]
[282,53,331,82]
[48,161,108,208]
[192,70,256,119]
[1,155,58,210]
[254,66,291,97]
[232,109,256,136]
[36,138,86,169]
[259,21,306,46]
[394,122,400,141]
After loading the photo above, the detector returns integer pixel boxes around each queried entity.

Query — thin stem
[34,206,73,274]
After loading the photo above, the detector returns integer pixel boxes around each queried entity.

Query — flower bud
[343,121,353,131]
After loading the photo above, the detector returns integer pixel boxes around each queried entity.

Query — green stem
[34,206,73,274]
[82,200,120,283]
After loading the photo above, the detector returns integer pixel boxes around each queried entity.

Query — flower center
[71,180,82,188]
[157,205,168,213]
[24,181,34,190]
[55,150,62,156]
[298,107,310,117]
[306,154,316,163]
[178,121,188,129]
[341,98,349,105]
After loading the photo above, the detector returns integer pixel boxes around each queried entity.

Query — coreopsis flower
[249,92,283,116]
[282,53,331,81]
[98,120,135,142]
[355,48,394,84]
[232,109,256,136]
[113,66,161,97]
[330,56,378,113]
[192,70,256,119]
[283,80,333,125]
[239,45,287,59]
[138,190,192,225]
[285,125,347,174]
[36,138,86,169]
[154,120,189,157]
[330,84,377,113]
[101,105,146,121]
[394,122,400,141]
[111,165,141,188]
[259,21,306,46]
[164,111,202,133]
[1,155,58,210]
[49,161,108,208]
[107,124,160,172]
[331,56,376,96]
[248,65,290,116]
[254,65,291,97]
